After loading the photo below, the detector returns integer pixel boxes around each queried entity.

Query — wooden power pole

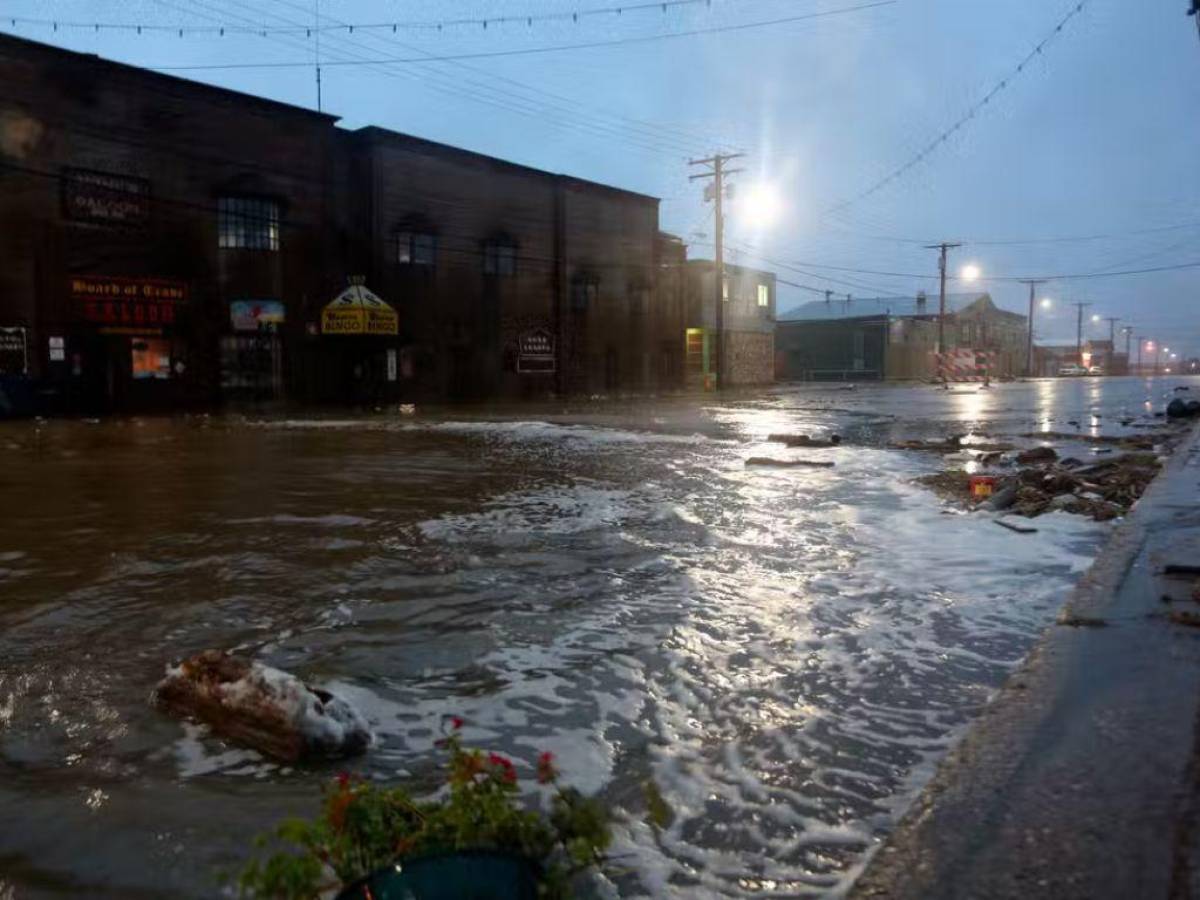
[925,242,961,384]
[1018,279,1047,377]
[689,153,744,388]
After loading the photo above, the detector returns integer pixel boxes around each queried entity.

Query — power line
[155,0,704,159]
[1,0,729,37]
[824,0,1089,215]
[255,0,716,156]
[825,217,1200,247]
[148,2,898,70]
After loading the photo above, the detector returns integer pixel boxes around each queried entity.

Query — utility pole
[689,152,744,389]
[1018,279,1047,377]
[1102,316,1119,372]
[1072,301,1091,368]
[925,242,962,384]
[314,0,323,112]
[1137,337,1143,376]
[1121,326,1133,374]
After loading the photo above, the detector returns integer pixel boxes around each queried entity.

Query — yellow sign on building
[321,281,398,335]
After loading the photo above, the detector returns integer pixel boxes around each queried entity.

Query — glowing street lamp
[737,182,782,229]
[960,263,981,282]
[1040,297,1052,309]
[1091,313,1101,323]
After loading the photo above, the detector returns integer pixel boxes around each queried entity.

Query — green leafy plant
[237,718,610,899]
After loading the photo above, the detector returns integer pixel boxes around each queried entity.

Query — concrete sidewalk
[851,426,1200,900]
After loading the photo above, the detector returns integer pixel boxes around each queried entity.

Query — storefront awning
[321,281,398,336]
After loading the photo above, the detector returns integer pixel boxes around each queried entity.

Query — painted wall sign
[0,327,27,374]
[70,276,186,328]
[62,168,151,225]
[231,299,285,333]
[517,327,555,373]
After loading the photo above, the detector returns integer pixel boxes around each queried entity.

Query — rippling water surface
[2,378,1187,898]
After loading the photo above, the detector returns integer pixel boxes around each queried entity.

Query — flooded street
[1,377,1191,898]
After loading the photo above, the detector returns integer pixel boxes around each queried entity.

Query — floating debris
[153,650,371,762]
[1016,446,1057,464]
[745,457,836,468]
[766,433,841,448]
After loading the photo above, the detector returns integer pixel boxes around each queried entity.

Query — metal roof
[778,293,988,322]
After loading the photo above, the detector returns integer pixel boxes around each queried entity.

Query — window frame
[757,282,770,308]
[571,276,600,312]
[396,229,437,267]
[217,196,280,251]
[483,239,517,276]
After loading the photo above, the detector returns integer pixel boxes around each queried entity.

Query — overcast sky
[8,0,1200,358]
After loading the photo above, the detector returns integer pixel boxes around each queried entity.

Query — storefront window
[131,338,171,379]
[218,197,279,251]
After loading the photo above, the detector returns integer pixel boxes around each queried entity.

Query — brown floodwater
[0,378,1184,898]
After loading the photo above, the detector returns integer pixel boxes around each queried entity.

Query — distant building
[775,292,1026,381]
[681,260,776,388]
[1033,344,1080,376]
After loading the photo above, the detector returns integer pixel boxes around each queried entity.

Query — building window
[629,285,649,317]
[397,230,436,266]
[722,278,730,302]
[572,277,599,312]
[218,197,279,250]
[483,239,516,276]
[757,283,770,307]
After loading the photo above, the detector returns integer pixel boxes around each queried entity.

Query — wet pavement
[851,420,1200,900]
[0,376,1194,898]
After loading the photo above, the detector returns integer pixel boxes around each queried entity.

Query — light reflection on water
[0,377,1191,898]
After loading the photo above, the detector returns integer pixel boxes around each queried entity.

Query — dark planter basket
[334,850,540,900]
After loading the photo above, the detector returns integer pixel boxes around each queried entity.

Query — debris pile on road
[916,452,1162,522]
[153,649,371,762]
[890,434,1014,454]
[1019,431,1156,450]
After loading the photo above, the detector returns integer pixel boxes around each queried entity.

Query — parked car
[1088,365,1105,376]
[1057,364,1088,377]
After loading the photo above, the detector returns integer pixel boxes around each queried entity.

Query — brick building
[0,33,688,413]
[0,32,338,413]
[680,260,776,388]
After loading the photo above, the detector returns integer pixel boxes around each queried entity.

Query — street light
[960,263,981,282]
[1040,298,1052,309]
[1091,314,1101,323]
[737,182,782,229]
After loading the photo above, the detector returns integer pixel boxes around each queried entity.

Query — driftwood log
[745,457,836,468]
[153,650,370,762]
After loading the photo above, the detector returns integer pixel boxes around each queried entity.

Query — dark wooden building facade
[0,33,681,414]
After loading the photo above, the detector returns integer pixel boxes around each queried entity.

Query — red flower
[450,716,465,731]
[488,753,518,783]
[536,751,557,785]
[336,772,351,788]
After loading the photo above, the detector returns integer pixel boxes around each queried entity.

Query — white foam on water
[421,419,717,447]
